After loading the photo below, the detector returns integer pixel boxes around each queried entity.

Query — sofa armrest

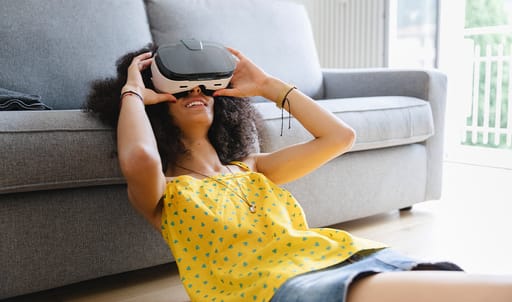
[322,68,446,99]
[322,68,447,201]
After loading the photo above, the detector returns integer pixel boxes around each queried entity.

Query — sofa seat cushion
[0,97,432,195]
[0,111,122,194]
[255,96,434,152]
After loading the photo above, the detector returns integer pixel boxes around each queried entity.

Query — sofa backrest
[0,0,152,110]
[0,0,324,110]
[145,0,324,100]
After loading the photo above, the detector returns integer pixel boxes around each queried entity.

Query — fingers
[124,52,158,102]
[126,52,152,84]
[134,51,153,62]
[138,58,153,70]
[138,89,177,105]
[226,47,242,61]
[213,88,241,98]
[159,92,177,103]
[130,51,153,71]
[138,51,153,59]
[138,52,153,70]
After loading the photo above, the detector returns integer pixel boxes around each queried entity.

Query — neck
[172,137,225,176]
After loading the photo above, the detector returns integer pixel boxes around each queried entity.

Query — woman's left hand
[218,51,356,186]
[214,48,282,101]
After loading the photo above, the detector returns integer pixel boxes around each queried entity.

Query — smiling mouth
[185,101,206,108]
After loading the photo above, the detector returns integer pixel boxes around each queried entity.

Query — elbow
[345,126,356,150]
[119,144,162,178]
[332,125,356,155]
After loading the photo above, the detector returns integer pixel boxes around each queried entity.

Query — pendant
[249,203,256,213]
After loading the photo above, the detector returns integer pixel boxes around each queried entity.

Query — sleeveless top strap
[229,161,251,172]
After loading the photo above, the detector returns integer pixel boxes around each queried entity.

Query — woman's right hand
[122,52,176,105]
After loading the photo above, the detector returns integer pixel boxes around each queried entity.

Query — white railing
[463,26,512,149]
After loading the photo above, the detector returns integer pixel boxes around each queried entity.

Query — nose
[188,86,202,96]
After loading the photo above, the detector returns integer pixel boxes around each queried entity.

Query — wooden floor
[7,161,512,302]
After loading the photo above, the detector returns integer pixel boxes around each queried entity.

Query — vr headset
[151,39,237,97]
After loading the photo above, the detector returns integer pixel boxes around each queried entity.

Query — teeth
[186,101,204,108]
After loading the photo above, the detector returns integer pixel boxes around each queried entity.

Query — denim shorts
[270,248,463,302]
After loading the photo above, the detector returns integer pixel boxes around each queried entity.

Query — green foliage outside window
[464,0,512,148]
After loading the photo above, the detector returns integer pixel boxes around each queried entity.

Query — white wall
[289,0,388,68]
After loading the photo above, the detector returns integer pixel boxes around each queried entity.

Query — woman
[86,45,512,302]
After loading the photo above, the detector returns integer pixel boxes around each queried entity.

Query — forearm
[253,78,355,184]
[117,93,161,173]
[263,77,355,146]
[112,52,171,228]
[217,48,355,183]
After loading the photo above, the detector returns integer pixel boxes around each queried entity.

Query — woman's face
[168,86,215,132]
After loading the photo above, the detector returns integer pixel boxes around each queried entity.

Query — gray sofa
[0,0,446,299]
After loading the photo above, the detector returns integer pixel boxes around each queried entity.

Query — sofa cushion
[0,111,123,194]
[145,0,324,100]
[0,97,432,195]
[255,96,434,152]
[0,0,152,110]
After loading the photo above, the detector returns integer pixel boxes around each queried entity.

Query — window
[388,0,439,68]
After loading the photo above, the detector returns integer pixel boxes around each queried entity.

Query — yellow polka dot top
[160,162,386,302]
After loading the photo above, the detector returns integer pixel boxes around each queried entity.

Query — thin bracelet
[277,85,297,136]
[276,85,296,109]
[120,90,144,108]
[279,86,296,109]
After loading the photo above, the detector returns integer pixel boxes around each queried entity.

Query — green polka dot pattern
[160,162,385,302]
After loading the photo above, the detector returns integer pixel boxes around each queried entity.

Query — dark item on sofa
[0,88,51,110]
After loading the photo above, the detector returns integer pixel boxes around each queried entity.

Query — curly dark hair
[84,44,265,173]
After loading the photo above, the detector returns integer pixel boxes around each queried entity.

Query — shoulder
[240,154,261,172]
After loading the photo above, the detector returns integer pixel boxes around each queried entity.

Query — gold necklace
[175,164,256,213]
